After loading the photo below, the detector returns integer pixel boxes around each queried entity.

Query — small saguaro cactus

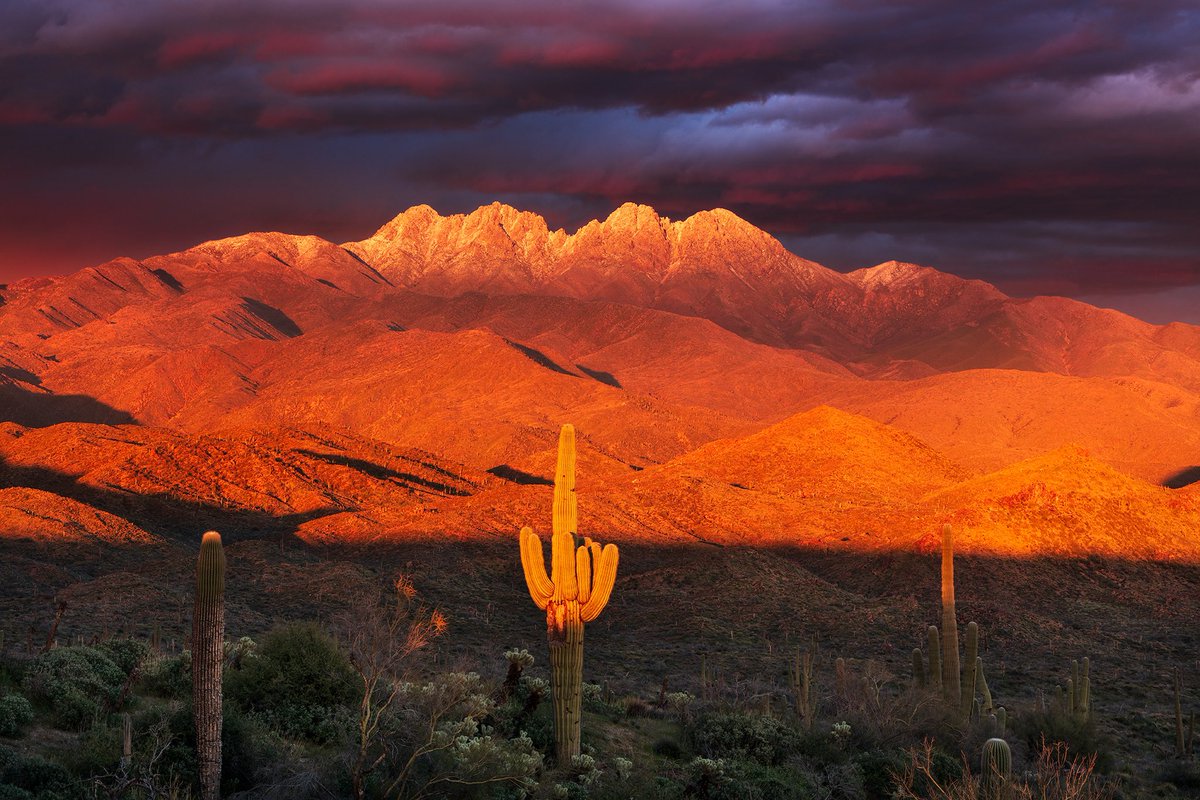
[941,524,961,710]
[519,424,619,764]
[789,646,815,730]
[121,712,132,769]
[927,625,942,694]
[961,621,979,719]
[912,648,926,689]
[193,531,225,800]
[980,738,1012,798]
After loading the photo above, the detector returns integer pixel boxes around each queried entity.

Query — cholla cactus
[500,648,534,703]
[519,424,620,764]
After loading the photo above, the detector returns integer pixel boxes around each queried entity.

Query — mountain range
[2,202,1199,559]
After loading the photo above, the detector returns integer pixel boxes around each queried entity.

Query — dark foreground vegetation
[1,579,1198,799]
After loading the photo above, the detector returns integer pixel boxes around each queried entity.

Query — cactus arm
[575,545,593,605]
[580,543,619,622]
[520,527,554,609]
[977,656,993,714]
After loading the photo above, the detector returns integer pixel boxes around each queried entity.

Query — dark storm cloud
[0,0,1197,318]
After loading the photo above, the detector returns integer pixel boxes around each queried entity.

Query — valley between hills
[2,202,1199,789]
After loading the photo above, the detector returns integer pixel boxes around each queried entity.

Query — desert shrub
[855,748,906,796]
[620,696,649,718]
[1159,760,1200,790]
[582,682,609,713]
[161,702,284,796]
[0,786,31,800]
[0,695,33,739]
[801,759,865,799]
[653,738,684,760]
[21,646,128,730]
[491,674,553,753]
[726,760,813,800]
[0,746,76,800]
[363,671,542,799]
[225,622,357,743]
[139,651,190,700]
[893,739,1114,800]
[1015,707,1113,771]
[687,711,801,766]
[94,639,149,675]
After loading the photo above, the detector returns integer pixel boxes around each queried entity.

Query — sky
[1,0,1198,322]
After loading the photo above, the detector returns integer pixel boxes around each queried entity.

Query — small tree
[340,575,447,800]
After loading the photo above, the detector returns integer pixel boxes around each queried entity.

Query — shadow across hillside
[1163,466,1200,489]
[0,381,135,427]
[0,456,337,545]
[295,449,471,496]
[487,464,553,485]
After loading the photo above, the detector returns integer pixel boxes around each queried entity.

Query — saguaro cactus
[193,531,225,800]
[961,622,979,719]
[927,625,942,694]
[941,524,961,710]
[980,738,1012,798]
[519,425,619,764]
[790,647,815,730]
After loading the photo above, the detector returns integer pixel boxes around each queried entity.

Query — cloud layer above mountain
[1,0,1197,319]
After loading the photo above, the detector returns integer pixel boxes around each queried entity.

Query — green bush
[94,639,149,675]
[139,652,191,700]
[21,647,129,730]
[653,738,683,760]
[0,746,75,799]
[225,623,357,743]
[1016,708,1113,772]
[687,712,801,766]
[0,695,33,739]
[854,748,906,796]
[0,785,32,800]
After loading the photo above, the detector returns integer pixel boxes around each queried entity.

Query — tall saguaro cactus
[193,531,225,800]
[941,523,961,710]
[519,425,620,764]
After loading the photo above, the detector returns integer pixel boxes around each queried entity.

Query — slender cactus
[980,738,1012,799]
[193,531,225,800]
[940,524,961,710]
[519,425,619,764]
[912,648,926,689]
[962,622,979,720]
[789,647,815,730]
[1071,660,1080,713]
[121,713,132,769]
[1080,657,1090,716]
[1177,669,1187,758]
[927,626,942,694]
